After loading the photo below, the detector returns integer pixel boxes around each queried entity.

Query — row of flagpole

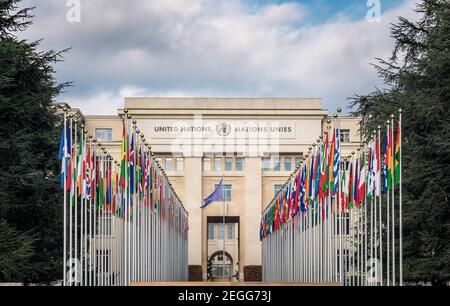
[260,108,403,286]
[58,107,189,286]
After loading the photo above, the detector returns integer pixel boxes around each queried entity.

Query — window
[218,223,224,239]
[274,184,282,196]
[227,223,233,240]
[284,157,292,171]
[262,157,270,171]
[273,156,280,171]
[341,129,350,143]
[203,157,211,171]
[225,157,233,171]
[235,157,244,171]
[165,157,173,171]
[295,156,302,167]
[208,223,214,240]
[96,128,112,142]
[155,157,162,167]
[215,157,222,171]
[223,184,232,202]
[176,157,184,171]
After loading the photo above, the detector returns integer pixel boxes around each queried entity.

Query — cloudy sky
[18,0,417,114]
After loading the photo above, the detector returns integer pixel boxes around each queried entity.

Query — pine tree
[350,0,450,286]
[0,0,70,283]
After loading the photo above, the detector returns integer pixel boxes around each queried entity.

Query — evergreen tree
[350,0,450,286]
[0,0,69,283]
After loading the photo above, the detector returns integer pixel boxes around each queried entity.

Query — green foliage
[0,220,38,281]
[350,0,450,286]
[0,0,70,283]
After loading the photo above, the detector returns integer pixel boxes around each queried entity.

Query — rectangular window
[227,223,233,240]
[262,157,270,171]
[284,157,292,171]
[225,157,233,171]
[274,184,282,196]
[341,129,350,143]
[95,128,112,142]
[218,223,224,240]
[165,157,173,171]
[215,157,222,171]
[235,157,244,171]
[203,157,211,171]
[223,184,232,202]
[295,156,302,167]
[176,157,184,171]
[273,156,281,171]
[208,223,214,240]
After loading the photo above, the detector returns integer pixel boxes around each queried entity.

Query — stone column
[184,157,203,281]
[243,157,262,281]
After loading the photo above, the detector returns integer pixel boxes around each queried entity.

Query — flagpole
[63,110,68,286]
[386,120,390,286]
[390,114,396,286]
[377,126,383,286]
[74,120,79,286]
[222,174,226,280]
[398,109,403,286]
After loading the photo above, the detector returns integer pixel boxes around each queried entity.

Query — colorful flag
[120,122,126,187]
[386,125,393,189]
[333,128,340,194]
[394,122,401,187]
[358,151,366,205]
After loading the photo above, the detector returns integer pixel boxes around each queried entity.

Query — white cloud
[20,0,417,114]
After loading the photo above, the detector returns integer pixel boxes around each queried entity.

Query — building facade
[82,98,361,281]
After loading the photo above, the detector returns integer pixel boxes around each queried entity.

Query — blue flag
[58,128,64,161]
[333,128,340,194]
[201,179,223,208]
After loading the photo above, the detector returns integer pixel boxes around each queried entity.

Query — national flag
[386,125,393,189]
[329,129,335,191]
[367,140,375,200]
[358,151,366,205]
[119,122,126,187]
[394,122,401,186]
[333,128,340,194]
[341,162,348,211]
[129,133,135,195]
[375,135,381,196]
[299,165,306,213]
[354,157,359,207]
[348,160,354,209]
[201,179,224,208]
[382,128,389,195]
[319,133,328,198]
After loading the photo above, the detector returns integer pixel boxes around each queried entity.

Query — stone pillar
[243,157,262,281]
[184,157,203,281]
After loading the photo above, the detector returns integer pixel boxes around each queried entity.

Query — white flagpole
[390,114,396,286]
[222,176,226,280]
[74,120,78,286]
[63,111,67,286]
[377,126,383,286]
[92,143,97,286]
[69,116,73,286]
[386,120,390,286]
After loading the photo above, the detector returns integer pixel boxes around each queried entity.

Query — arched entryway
[208,251,234,281]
